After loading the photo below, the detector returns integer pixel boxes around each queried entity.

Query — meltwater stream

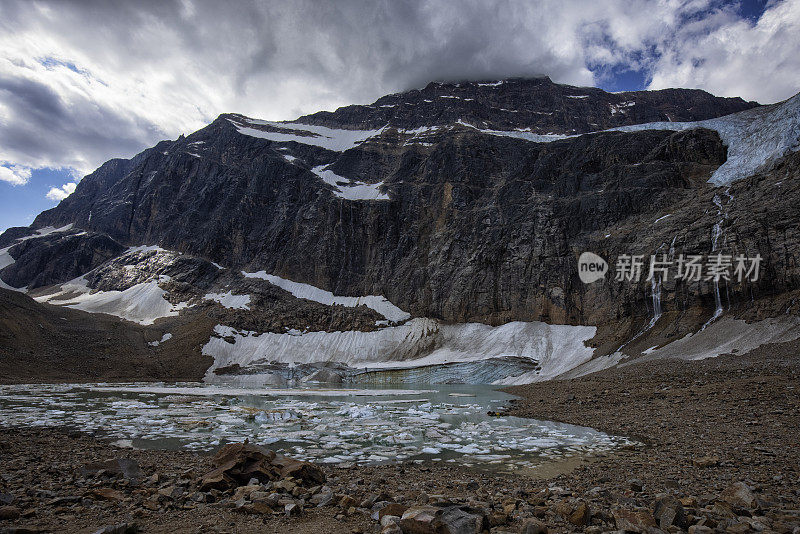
[0,383,633,471]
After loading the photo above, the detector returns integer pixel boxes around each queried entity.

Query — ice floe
[242,271,409,322]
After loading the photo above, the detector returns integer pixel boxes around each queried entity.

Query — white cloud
[45,181,77,201]
[0,0,797,194]
[0,164,32,185]
[648,0,800,103]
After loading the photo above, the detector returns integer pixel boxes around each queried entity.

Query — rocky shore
[1,341,798,534]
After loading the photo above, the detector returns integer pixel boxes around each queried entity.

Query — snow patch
[149,333,173,347]
[204,291,251,310]
[309,165,390,201]
[242,271,409,322]
[231,118,384,152]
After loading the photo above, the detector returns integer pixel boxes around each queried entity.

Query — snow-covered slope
[230,117,384,152]
[34,275,189,326]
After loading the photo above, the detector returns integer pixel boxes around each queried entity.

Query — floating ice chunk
[336,405,376,418]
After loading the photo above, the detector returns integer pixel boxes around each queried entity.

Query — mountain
[2,76,799,385]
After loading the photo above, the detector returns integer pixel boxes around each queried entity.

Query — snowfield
[34,276,189,326]
[231,118,384,152]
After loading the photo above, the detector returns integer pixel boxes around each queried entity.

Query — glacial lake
[0,383,633,471]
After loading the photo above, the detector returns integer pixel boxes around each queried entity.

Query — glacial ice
[202,318,596,385]
[611,92,800,185]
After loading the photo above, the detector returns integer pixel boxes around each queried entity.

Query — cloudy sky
[1,0,798,231]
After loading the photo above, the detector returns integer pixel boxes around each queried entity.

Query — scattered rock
[693,456,720,468]
[91,524,138,534]
[613,508,657,533]
[89,487,126,502]
[519,517,548,534]
[80,458,142,483]
[720,482,757,509]
[653,494,688,529]
[199,442,324,491]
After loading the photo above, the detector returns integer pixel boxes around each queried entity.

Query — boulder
[399,505,486,534]
[199,442,324,491]
[89,488,126,502]
[0,506,21,520]
[91,524,138,534]
[613,508,658,533]
[555,499,590,527]
[720,482,757,509]
[653,494,688,529]
[80,458,142,483]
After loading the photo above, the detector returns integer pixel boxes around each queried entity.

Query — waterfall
[702,190,731,330]
[648,277,662,329]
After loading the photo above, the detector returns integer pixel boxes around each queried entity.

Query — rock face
[1,77,799,382]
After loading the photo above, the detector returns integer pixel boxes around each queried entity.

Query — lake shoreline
[0,340,798,533]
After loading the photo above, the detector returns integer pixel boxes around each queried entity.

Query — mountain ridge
[2,77,799,385]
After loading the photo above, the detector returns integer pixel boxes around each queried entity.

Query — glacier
[201,318,597,385]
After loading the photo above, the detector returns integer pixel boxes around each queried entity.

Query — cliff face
[2,77,799,383]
